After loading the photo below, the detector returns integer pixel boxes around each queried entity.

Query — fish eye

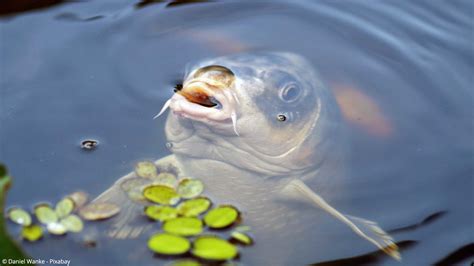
[279,83,301,103]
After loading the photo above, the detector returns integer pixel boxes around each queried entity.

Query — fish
[90,52,399,263]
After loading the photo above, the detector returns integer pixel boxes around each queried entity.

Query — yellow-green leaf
[203,206,239,229]
[47,222,67,235]
[144,205,178,222]
[55,197,74,218]
[34,204,58,224]
[21,225,43,242]
[177,179,204,199]
[168,259,201,266]
[163,217,203,236]
[79,202,120,221]
[143,185,180,205]
[147,233,190,255]
[7,207,32,226]
[230,231,253,245]
[177,197,211,217]
[192,236,238,260]
[60,214,84,233]
[135,161,158,178]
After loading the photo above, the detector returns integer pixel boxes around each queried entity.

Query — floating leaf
[135,161,158,178]
[35,204,58,224]
[79,202,120,221]
[47,222,67,235]
[177,197,211,217]
[151,172,178,188]
[204,206,239,229]
[21,225,43,242]
[7,207,32,226]
[147,233,190,255]
[55,197,74,218]
[60,214,84,233]
[168,259,201,266]
[230,231,253,245]
[177,179,204,199]
[192,236,238,260]
[143,185,180,205]
[144,205,178,222]
[121,178,150,202]
[68,191,88,210]
[163,217,203,236]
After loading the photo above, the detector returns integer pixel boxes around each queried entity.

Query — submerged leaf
[163,217,203,236]
[230,231,253,245]
[35,204,58,224]
[204,206,239,229]
[143,185,180,205]
[79,202,120,221]
[147,233,190,255]
[55,197,74,218]
[151,172,178,188]
[135,161,158,178]
[47,222,67,235]
[21,225,43,242]
[192,236,238,260]
[121,177,150,202]
[68,191,88,210]
[144,205,178,222]
[177,197,211,217]
[177,179,204,199]
[60,214,84,233]
[7,207,32,226]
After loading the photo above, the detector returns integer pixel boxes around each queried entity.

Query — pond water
[1,0,473,265]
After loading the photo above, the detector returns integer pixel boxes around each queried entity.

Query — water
[1,0,473,265]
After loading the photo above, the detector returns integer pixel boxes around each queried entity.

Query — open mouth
[153,76,240,135]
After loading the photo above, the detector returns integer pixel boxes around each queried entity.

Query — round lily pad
[144,205,178,222]
[35,204,58,224]
[204,206,239,229]
[151,172,178,188]
[177,197,211,217]
[135,161,158,178]
[177,179,204,199]
[21,225,43,242]
[230,231,253,245]
[79,202,120,221]
[147,233,190,255]
[192,236,238,260]
[163,217,203,236]
[143,185,180,205]
[7,207,32,226]
[47,222,67,235]
[168,259,201,266]
[121,178,150,202]
[60,214,84,233]
[55,197,74,218]
[68,191,88,210]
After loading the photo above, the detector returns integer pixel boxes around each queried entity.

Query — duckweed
[35,204,58,224]
[177,179,204,199]
[192,236,238,260]
[145,205,178,222]
[60,214,84,233]
[79,202,120,221]
[148,233,191,255]
[177,197,211,217]
[47,222,67,235]
[230,231,253,245]
[169,259,201,266]
[152,172,178,188]
[68,191,88,210]
[204,206,239,229]
[55,197,74,218]
[7,207,32,226]
[135,161,158,178]
[21,225,43,242]
[143,185,180,205]
[121,178,149,202]
[163,217,203,236]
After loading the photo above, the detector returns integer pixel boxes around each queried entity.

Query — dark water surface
[1,0,473,265]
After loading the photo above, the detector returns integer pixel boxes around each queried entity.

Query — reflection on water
[1,0,472,265]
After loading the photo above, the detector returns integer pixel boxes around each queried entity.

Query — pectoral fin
[281,179,400,260]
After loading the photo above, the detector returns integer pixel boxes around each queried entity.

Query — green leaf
[203,206,239,229]
[47,222,67,235]
[79,202,120,221]
[135,161,158,178]
[147,233,190,255]
[168,259,201,266]
[163,217,203,236]
[34,204,58,224]
[21,225,43,242]
[143,185,180,205]
[230,231,253,245]
[144,205,178,222]
[177,197,211,217]
[55,197,74,218]
[177,179,204,199]
[7,207,32,226]
[151,172,178,188]
[192,236,238,260]
[60,214,84,233]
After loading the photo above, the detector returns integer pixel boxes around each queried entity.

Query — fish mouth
[154,78,240,135]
